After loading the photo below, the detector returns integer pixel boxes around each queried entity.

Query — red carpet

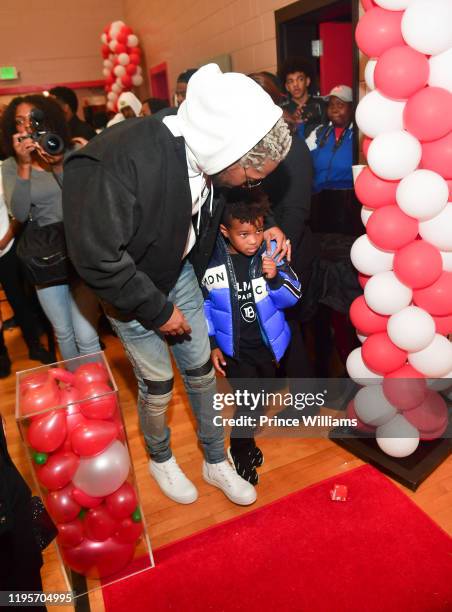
[102,466,452,612]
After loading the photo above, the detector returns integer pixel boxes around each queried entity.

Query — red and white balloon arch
[100,21,144,112]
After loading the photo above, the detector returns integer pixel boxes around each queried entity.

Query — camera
[18,108,64,156]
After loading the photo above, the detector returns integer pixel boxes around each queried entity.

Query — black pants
[224,348,277,451]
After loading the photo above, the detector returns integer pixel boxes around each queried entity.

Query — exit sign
[0,66,18,80]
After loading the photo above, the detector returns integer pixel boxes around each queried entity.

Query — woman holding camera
[1,95,101,361]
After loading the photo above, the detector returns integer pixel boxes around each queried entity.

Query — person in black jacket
[63,64,293,507]
[49,86,97,142]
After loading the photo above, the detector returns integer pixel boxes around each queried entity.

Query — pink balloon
[394,240,443,289]
[27,410,67,453]
[355,8,404,58]
[367,205,419,251]
[413,271,452,316]
[72,488,103,508]
[74,362,109,388]
[358,273,371,289]
[20,372,50,396]
[57,519,84,548]
[37,450,79,490]
[375,46,429,100]
[105,482,137,520]
[79,382,117,420]
[404,391,448,434]
[362,137,372,160]
[84,505,118,541]
[362,332,408,375]
[433,314,452,336]
[383,377,427,411]
[71,420,118,457]
[404,88,452,143]
[115,517,143,544]
[386,364,424,379]
[350,296,390,335]
[46,483,81,523]
[21,378,61,418]
[361,0,377,9]
[421,132,452,178]
[447,180,452,200]
[355,167,398,209]
[62,536,134,578]
[346,400,375,433]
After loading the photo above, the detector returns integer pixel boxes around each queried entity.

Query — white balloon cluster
[100,20,144,112]
[348,0,452,458]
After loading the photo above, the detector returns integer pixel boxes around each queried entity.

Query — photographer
[1,95,101,361]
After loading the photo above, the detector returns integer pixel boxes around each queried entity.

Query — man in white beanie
[63,64,292,507]
[117,91,143,119]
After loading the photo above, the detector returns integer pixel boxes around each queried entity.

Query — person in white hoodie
[62,64,292,507]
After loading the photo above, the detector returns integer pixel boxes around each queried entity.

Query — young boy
[202,194,301,484]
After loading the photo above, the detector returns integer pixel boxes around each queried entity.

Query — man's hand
[264,226,291,263]
[211,348,226,376]
[262,255,277,279]
[158,305,192,336]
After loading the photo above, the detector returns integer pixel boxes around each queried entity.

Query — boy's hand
[211,348,226,376]
[262,255,277,279]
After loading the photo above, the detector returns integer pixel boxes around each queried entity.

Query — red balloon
[362,137,372,160]
[74,362,109,388]
[116,31,127,45]
[72,488,103,509]
[126,63,137,76]
[394,240,443,289]
[61,385,81,408]
[20,372,50,396]
[62,536,134,579]
[383,376,427,411]
[27,410,67,453]
[48,368,75,386]
[374,46,429,100]
[46,484,81,523]
[355,167,398,209]
[116,43,127,55]
[129,52,140,65]
[413,271,452,316]
[79,382,117,420]
[121,74,132,88]
[57,519,84,548]
[120,25,133,37]
[421,131,452,178]
[355,7,404,58]
[71,420,118,457]
[84,505,118,541]
[346,400,375,433]
[358,273,370,289]
[404,390,448,434]
[21,378,61,417]
[101,44,110,59]
[433,314,452,336]
[361,0,377,8]
[367,205,419,251]
[115,517,143,544]
[105,482,137,520]
[37,450,79,490]
[386,364,424,379]
[350,296,389,335]
[404,87,452,143]
[447,179,452,200]
[362,332,407,375]
[106,74,115,86]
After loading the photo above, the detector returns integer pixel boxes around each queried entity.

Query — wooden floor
[1,317,451,612]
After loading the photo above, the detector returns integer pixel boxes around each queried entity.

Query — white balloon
[110,20,125,37]
[361,207,373,227]
[132,74,144,86]
[364,60,377,91]
[426,373,452,391]
[102,68,110,77]
[101,33,108,44]
[118,52,130,66]
[107,91,117,101]
[396,170,449,221]
[365,271,413,315]
[127,34,139,47]
[387,306,436,352]
[419,204,452,252]
[109,40,117,52]
[350,235,394,276]
[113,65,126,77]
[375,0,413,7]
[357,332,368,343]
[440,250,452,271]
[376,414,420,457]
[103,59,113,69]
[136,65,143,75]
[429,48,452,93]
[106,101,115,111]
[112,82,122,93]
[408,334,452,378]
[355,90,405,139]
[346,347,383,385]
[72,440,130,497]
[368,131,422,180]
[402,0,452,55]
[355,385,397,426]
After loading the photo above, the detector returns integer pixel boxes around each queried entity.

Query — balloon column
[100,21,144,112]
[17,359,147,580]
[348,0,452,457]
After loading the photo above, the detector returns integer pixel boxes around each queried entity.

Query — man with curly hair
[63,64,292,507]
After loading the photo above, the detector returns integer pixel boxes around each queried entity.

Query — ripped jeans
[107,260,225,464]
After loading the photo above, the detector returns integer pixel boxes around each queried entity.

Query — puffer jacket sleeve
[266,260,302,310]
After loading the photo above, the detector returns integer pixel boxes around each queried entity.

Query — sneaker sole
[149,470,198,505]
[202,472,257,506]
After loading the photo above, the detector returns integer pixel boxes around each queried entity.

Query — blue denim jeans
[108,260,225,464]
[36,279,101,361]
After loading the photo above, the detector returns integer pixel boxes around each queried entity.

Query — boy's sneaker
[203,460,257,505]
[149,456,198,504]
[227,446,263,485]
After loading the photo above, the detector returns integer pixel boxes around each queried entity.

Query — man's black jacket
[63,116,224,330]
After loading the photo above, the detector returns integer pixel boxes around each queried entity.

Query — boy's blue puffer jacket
[202,236,302,362]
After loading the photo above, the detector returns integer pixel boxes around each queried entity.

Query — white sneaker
[149,457,198,504]
[202,460,257,506]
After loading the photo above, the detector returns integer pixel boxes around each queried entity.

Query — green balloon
[131,507,141,523]
[33,452,48,465]
[78,509,87,520]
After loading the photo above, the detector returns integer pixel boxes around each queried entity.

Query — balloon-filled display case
[16,352,153,596]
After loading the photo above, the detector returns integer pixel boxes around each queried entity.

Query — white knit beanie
[177,64,282,175]
[118,92,142,116]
